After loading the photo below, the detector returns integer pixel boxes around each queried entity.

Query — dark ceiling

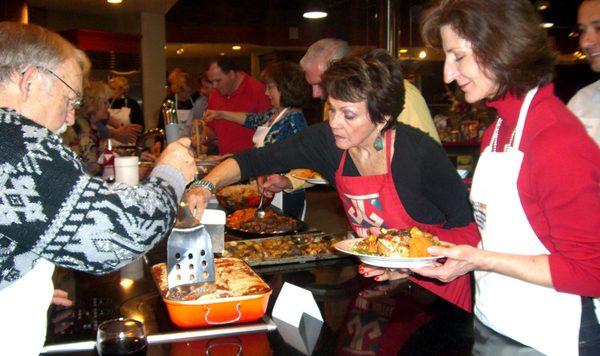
[164,0,583,53]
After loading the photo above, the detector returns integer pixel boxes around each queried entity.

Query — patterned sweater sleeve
[244,111,270,129]
[0,110,184,289]
[264,111,308,144]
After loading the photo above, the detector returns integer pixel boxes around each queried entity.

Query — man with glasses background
[0,22,197,355]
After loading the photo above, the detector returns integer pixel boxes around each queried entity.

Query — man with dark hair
[204,56,271,154]
[568,0,600,145]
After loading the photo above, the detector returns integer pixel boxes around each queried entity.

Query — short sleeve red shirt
[206,72,271,154]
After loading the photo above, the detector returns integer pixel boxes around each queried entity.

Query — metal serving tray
[222,232,346,267]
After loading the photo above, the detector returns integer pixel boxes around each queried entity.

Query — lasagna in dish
[152,258,271,302]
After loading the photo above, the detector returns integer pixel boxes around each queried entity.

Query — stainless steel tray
[222,232,346,267]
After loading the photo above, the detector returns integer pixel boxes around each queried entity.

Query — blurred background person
[107,76,144,133]
[202,56,271,154]
[568,0,600,145]
[203,61,310,219]
[158,71,203,138]
[62,80,111,175]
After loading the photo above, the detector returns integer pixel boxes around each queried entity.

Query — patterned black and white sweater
[0,108,186,290]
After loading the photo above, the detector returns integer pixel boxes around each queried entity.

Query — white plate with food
[334,227,446,268]
[291,169,328,185]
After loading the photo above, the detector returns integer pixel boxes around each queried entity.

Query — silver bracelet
[187,179,216,194]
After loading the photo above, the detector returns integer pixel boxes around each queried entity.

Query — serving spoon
[254,189,267,219]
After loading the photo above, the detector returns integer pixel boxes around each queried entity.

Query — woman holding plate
[186,49,480,312]
[202,61,310,219]
[396,0,599,354]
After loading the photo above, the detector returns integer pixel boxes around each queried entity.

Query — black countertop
[44,238,529,355]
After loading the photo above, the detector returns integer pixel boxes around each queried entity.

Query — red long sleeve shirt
[483,84,600,297]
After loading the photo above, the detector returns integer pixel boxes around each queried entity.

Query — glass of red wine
[96,318,147,356]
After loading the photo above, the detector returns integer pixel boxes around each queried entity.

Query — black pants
[282,190,305,220]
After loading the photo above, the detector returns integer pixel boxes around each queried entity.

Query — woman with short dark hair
[188,49,480,311]
[410,0,600,354]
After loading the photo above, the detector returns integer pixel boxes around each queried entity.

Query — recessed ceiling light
[232,45,241,50]
[107,0,123,4]
[541,23,554,29]
[399,48,408,54]
[535,1,550,11]
[219,52,225,56]
[176,48,184,55]
[303,11,328,19]
[418,50,427,59]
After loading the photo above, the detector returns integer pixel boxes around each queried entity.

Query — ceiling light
[176,47,184,55]
[399,49,409,54]
[303,1,327,19]
[107,0,123,4]
[535,0,550,11]
[418,50,427,59]
[219,52,225,56]
[541,23,554,29]
[303,11,327,19]
[568,31,579,38]
[232,45,241,50]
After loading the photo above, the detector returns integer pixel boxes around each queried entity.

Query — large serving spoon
[254,188,267,219]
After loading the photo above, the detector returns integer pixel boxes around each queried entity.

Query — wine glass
[96,318,147,356]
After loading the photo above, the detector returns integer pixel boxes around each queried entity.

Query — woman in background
[203,61,310,219]
[107,76,144,130]
[62,81,111,175]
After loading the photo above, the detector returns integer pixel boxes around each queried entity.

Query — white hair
[300,38,350,70]
[0,22,89,86]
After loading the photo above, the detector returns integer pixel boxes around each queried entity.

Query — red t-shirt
[206,72,271,154]
[483,84,600,297]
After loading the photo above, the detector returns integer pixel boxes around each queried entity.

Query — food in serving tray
[222,233,344,264]
[227,208,302,234]
[294,169,324,180]
[216,184,273,213]
[353,227,440,258]
[152,258,271,302]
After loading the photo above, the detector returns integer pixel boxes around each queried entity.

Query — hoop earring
[374,131,384,151]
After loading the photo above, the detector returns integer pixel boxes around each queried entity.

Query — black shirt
[234,121,473,228]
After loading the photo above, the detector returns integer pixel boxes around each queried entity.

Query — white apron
[470,88,582,356]
[175,94,194,138]
[0,258,55,355]
[252,108,290,211]
[107,97,133,146]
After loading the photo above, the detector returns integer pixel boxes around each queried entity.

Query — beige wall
[141,12,166,129]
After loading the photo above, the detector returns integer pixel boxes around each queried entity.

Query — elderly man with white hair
[0,22,197,355]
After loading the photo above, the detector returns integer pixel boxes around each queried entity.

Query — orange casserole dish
[151,258,272,328]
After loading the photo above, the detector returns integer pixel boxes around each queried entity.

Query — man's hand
[155,137,197,184]
[202,110,220,123]
[257,174,292,198]
[52,289,73,307]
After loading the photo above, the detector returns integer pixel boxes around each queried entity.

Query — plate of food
[334,227,446,268]
[291,169,328,185]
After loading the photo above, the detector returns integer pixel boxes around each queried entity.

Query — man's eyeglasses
[38,67,83,111]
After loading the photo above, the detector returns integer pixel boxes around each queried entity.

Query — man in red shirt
[204,57,271,154]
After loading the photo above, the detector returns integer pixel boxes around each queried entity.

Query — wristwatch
[187,179,216,194]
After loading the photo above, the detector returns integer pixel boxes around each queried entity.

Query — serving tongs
[167,202,225,289]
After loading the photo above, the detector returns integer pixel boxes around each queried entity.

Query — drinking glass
[96,318,147,356]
